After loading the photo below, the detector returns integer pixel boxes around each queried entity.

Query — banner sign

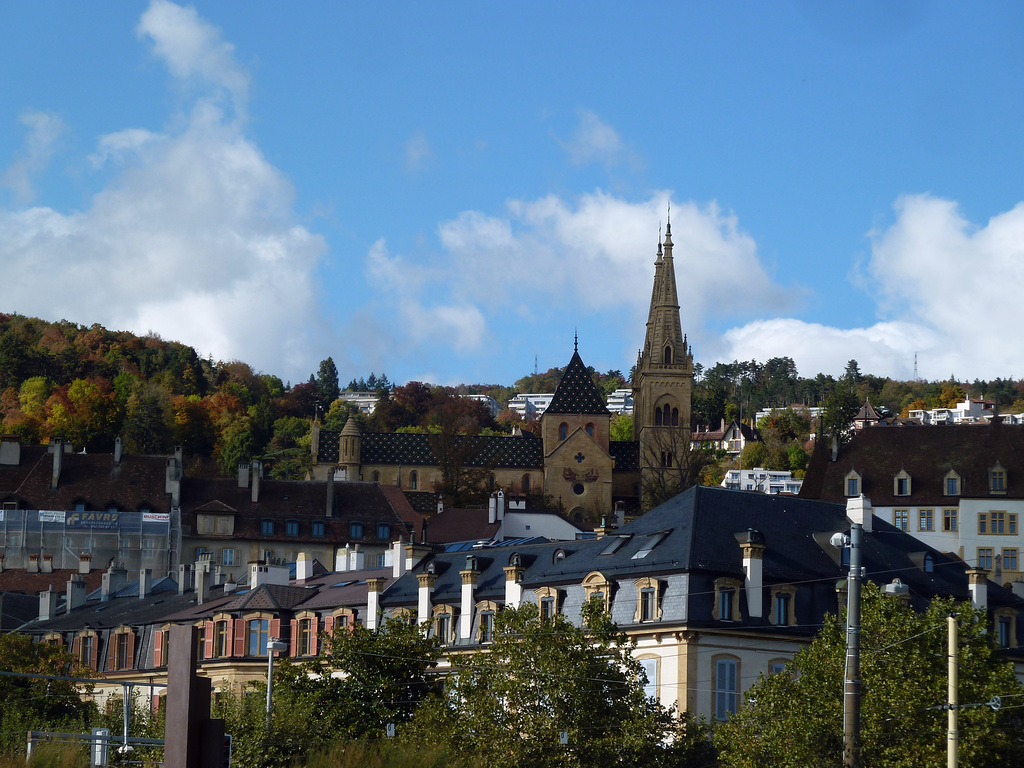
[67,510,120,529]
[38,510,67,523]
[143,512,170,523]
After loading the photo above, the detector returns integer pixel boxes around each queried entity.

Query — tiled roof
[801,420,1024,505]
[609,441,639,471]
[357,433,543,469]
[545,350,609,415]
[424,508,500,544]
[318,431,340,463]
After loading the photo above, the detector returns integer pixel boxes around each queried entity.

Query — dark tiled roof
[424,508,500,544]
[0,568,106,597]
[0,446,171,512]
[545,350,609,416]
[801,421,1024,505]
[357,433,543,469]
[609,441,639,471]
[219,583,317,612]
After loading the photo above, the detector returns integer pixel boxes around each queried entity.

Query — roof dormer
[893,469,911,497]
[844,470,862,498]
[989,462,1008,495]
[943,469,961,497]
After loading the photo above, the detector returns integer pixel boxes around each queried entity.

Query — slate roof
[609,441,640,471]
[0,446,171,511]
[800,420,1024,505]
[545,349,610,416]
[351,432,544,469]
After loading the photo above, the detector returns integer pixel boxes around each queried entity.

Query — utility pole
[844,522,862,768]
[948,615,958,768]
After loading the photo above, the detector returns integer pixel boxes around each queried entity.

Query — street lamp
[265,639,288,732]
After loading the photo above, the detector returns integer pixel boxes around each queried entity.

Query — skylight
[632,531,670,559]
[600,535,630,555]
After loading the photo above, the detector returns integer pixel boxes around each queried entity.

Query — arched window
[559,423,568,441]
[372,471,380,483]
[585,423,594,437]
[664,346,673,364]
[671,408,679,426]
[522,474,530,494]
[654,407,663,426]
[410,471,418,490]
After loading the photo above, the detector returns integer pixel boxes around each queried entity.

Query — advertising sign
[67,510,120,530]
[38,510,67,523]
[142,512,170,523]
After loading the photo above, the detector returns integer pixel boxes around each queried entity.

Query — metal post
[948,615,958,768]
[844,522,862,768]
[265,639,287,733]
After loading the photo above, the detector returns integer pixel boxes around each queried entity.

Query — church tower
[632,219,694,477]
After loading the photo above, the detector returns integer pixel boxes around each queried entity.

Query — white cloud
[558,109,641,169]
[405,131,433,172]
[1,111,65,204]
[0,1,329,382]
[137,0,249,120]
[718,194,1024,381]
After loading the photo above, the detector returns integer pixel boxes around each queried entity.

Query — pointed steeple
[547,347,609,416]
[640,212,687,370]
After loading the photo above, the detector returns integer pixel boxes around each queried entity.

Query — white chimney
[336,544,351,572]
[78,553,92,574]
[114,437,122,464]
[250,560,289,588]
[50,439,63,489]
[504,556,524,609]
[968,569,988,611]
[392,538,406,578]
[496,489,505,521]
[196,566,211,605]
[296,552,313,582]
[846,494,873,533]
[366,577,385,630]
[41,554,53,574]
[238,463,250,488]
[101,563,128,602]
[459,555,479,641]
[417,571,436,624]
[66,574,87,613]
[488,493,497,525]
[349,545,365,571]
[740,530,765,619]
[38,588,57,622]
[177,563,194,595]
[139,568,152,599]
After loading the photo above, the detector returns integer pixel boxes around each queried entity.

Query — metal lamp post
[265,639,288,733]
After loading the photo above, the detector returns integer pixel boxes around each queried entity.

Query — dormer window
[990,464,1007,494]
[944,470,961,496]
[844,470,861,497]
[894,470,911,497]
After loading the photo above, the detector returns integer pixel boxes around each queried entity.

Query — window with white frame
[638,656,659,700]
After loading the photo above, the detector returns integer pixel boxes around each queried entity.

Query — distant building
[722,468,802,495]
[908,398,994,425]
[337,392,380,415]
[465,394,500,418]
[606,388,634,415]
[507,392,554,418]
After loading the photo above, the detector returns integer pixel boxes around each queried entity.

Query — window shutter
[270,618,282,648]
[204,621,215,659]
[324,614,334,636]
[107,634,117,671]
[72,635,81,662]
[310,617,318,657]
[154,629,163,668]
[127,631,136,670]
[90,636,99,670]
[289,620,298,657]
[233,619,245,657]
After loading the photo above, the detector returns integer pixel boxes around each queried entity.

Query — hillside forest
[1,314,1022,482]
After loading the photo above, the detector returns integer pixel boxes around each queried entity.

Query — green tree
[315,357,340,407]
[610,412,633,441]
[122,383,173,454]
[641,430,716,510]
[410,602,713,768]
[819,385,860,450]
[714,584,1024,768]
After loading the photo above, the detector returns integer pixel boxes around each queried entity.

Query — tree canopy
[714,583,1024,768]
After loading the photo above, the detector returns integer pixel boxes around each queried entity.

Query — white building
[507,393,555,419]
[606,389,634,415]
[722,468,802,495]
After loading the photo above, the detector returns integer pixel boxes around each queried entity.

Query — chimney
[195,566,211,605]
[165,452,182,507]
[0,435,21,466]
[41,553,53,574]
[326,469,335,518]
[437,495,444,515]
[78,553,92,574]
[251,460,262,503]
[496,489,505,521]
[967,568,988,611]
[459,555,479,641]
[101,563,128,602]
[336,544,350,572]
[504,554,524,608]
[250,560,289,588]
[296,552,313,582]
[417,570,437,625]
[177,563,194,595]
[365,577,385,630]
[214,565,226,587]
[405,541,431,572]
[27,553,39,574]
[223,578,237,595]
[139,568,152,599]
[349,544,365,571]
[50,439,63,489]
[846,494,873,533]
[66,574,87,612]
[392,538,406,578]
[238,463,250,489]
[38,588,57,622]
[114,436,123,464]
[740,529,765,619]
[1012,579,1024,600]
[488,493,497,525]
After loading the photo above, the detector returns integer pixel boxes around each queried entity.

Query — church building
[311,223,693,519]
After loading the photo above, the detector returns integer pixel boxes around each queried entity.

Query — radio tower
[914,352,919,382]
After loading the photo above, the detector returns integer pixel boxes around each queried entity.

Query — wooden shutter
[107,633,117,671]
[289,620,298,657]
[233,619,246,657]
[269,618,282,651]
[72,635,81,664]
[126,631,136,670]
[203,621,215,659]
[154,629,163,668]
[310,617,318,657]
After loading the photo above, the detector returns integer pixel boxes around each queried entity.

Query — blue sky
[3,2,1024,387]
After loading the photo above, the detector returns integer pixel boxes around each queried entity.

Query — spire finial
[666,202,671,234]
[574,328,578,353]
